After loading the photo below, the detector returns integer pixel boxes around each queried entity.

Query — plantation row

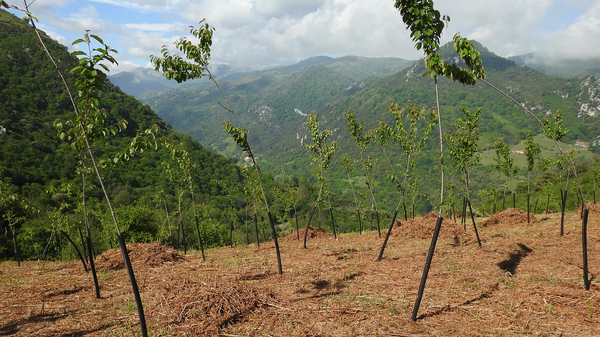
[1,1,595,332]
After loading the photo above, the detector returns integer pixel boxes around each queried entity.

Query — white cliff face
[578,76,600,117]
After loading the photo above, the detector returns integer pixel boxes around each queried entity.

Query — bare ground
[1,209,599,336]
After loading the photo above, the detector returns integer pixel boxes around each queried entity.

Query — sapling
[345,110,380,237]
[45,183,88,272]
[163,141,206,260]
[302,112,338,246]
[273,172,302,239]
[446,106,482,247]
[494,139,518,211]
[392,1,487,320]
[377,101,436,260]
[241,167,262,246]
[523,134,540,224]
[152,21,283,274]
[340,156,364,234]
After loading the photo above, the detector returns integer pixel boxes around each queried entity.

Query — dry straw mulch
[146,277,276,335]
[482,208,538,227]
[280,225,333,242]
[1,210,599,336]
[392,212,472,241]
[95,242,188,270]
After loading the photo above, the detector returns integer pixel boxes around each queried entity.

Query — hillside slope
[0,9,241,203]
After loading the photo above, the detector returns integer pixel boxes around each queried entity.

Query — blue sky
[6,0,600,74]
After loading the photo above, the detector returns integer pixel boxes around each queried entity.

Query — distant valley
[108,43,600,201]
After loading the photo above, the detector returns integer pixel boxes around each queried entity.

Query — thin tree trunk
[39,230,54,262]
[245,212,249,245]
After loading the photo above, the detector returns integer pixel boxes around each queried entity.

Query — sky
[6,0,600,74]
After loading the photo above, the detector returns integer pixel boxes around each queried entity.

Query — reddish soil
[1,210,599,336]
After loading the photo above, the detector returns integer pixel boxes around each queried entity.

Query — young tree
[345,110,380,237]
[163,141,206,259]
[302,112,338,247]
[340,156,364,234]
[524,134,541,223]
[392,0,486,320]
[494,139,518,211]
[447,106,482,247]
[273,172,302,239]
[377,101,436,260]
[241,167,263,245]
[152,21,283,274]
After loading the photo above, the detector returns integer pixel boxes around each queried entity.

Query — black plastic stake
[116,234,147,337]
[59,230,88,273]
[412,216,443,321]
[561,189,567,236]
[267,211,283,274]
[378,209,400,261]
[582,209,590,290]
[468,199,482,247]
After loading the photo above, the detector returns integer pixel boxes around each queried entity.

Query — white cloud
[548,0,600,58]
[19,0,600,74]
[253,0,326,18]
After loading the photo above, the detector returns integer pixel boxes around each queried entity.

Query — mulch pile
[482,208,537,227]
[577,202,600,215]
[280,226,333,242]
[95,242,188,270]
[392,212,469,240]
[146,278,276,335]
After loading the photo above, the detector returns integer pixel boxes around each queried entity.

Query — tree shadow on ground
[497,243,532,275]
[416,283,499,320]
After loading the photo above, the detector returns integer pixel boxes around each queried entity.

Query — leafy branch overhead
[394,0,485,85]
[150,20,214,83]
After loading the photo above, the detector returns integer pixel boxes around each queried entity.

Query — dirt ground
[1,208,599,336]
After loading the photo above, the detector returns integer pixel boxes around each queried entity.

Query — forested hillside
[142,38,600,209]
[0,9,261,260]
